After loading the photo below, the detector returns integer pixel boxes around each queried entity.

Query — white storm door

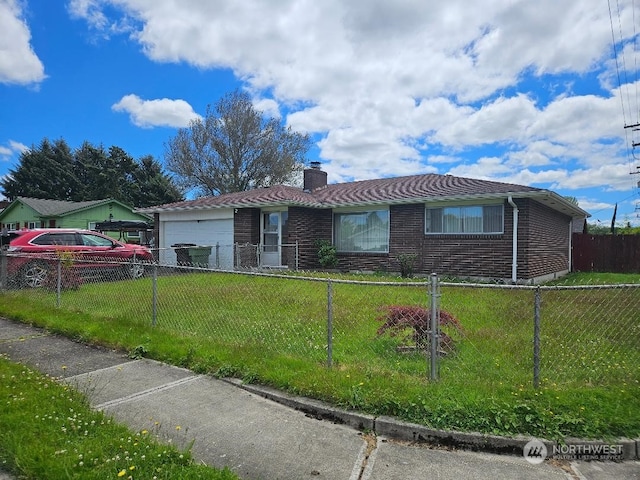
[261,211,287,266]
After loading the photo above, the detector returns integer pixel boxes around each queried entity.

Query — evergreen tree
[2,138,79,200]
[129,155,183,207]
[1,138,183,207]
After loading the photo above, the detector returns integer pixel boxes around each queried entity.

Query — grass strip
[0,355,237,480]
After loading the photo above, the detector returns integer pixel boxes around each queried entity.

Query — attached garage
[159,209,234,269]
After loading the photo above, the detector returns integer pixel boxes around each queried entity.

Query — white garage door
[161,217,234,269]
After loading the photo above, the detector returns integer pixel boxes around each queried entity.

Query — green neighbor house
[0,197,152,243]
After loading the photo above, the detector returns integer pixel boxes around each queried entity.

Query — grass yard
[0,270,638,441]
[0,356,237,479]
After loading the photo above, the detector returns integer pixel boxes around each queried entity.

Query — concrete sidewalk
[1,317,638,480]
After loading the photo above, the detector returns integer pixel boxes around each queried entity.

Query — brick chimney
[303,161,327,192]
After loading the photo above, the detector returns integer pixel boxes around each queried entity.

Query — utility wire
[608,0,640,217]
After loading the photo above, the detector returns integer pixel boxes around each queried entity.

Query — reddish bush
[376,305,463,353]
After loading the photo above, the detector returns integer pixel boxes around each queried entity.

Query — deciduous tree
[164,90,311,196]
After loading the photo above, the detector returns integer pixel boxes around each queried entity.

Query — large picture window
[334,209,389,253]
[425,204,503,234]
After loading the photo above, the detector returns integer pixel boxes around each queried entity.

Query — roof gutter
[507,195,518,283]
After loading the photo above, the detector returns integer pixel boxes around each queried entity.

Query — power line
[609,0,640,217]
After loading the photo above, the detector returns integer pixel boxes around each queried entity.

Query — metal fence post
[0,248,7,291]
[533,286,541,389]
[430,273,439,381]
[152,263,158,327]
[56,258,62,308]
[215,242,220,269]
[327,279,333,368]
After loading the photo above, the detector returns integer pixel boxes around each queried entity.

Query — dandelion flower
[118,469,126,477]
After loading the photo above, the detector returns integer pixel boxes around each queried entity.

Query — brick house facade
[142,166,588,283]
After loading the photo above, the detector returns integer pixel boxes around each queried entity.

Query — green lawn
[0,356,237,480]
[0,270,638,441]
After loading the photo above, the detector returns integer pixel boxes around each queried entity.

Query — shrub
[376,305,463,353]
[397,253,418,278]
[314,239,338,268]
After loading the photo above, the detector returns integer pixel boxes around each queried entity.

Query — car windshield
[79,233,116,247]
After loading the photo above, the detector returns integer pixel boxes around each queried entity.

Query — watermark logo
[523,439,547,464]
[523,438,625,463]
[552,443,624,461]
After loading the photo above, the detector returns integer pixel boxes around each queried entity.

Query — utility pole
[623,123,640,218]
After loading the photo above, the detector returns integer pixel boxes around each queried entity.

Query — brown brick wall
[234,208,260,244]
[234,208,260,267]
[287,206,332,269]
[334,203,514,279]
[233,199,571,280]
[418,201,514,279]
[519,199,570,279]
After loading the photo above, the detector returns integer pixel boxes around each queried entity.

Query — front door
[261,211,288,266]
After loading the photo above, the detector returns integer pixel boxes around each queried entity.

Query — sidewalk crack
[351,432,377,480]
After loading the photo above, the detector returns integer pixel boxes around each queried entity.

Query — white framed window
[27,221,42,229]
[334,209,389,253]
[88,222,97,231]
[425,204,503,234]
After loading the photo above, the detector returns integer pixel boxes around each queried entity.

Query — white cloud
[8,140,28,153]
[111,94,202,128]
[434,95,540,148]
[578,198,615,212]
[74,0,640,204]
[0,140,28,161]
[448,157,513,180]
[253,98,281,120]
[67,0,109,30]
[0,0,45,85]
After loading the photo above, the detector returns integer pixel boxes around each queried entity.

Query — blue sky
[2,0,640,226]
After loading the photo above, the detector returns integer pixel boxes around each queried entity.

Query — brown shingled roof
[144,185,320,211]
[313,174,541,207]
[139,172,588,218]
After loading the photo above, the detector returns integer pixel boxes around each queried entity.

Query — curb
[226,379,640,461]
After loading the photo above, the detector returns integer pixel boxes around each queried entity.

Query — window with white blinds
[425,204,503,234]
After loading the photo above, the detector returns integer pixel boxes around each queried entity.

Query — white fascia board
[160,208,234,222]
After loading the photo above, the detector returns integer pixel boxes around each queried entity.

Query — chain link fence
[1,247,639,390]
[158,242,300,271]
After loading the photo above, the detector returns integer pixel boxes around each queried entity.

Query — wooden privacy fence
[572,233,640,273]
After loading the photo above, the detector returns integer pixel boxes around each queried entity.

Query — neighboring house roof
[138,173,590,219]
[14,197,111,217]
[0,197,151,220]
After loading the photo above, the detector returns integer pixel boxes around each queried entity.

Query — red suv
[6,229,153,288]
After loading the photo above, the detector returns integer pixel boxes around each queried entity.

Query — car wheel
[21,261,50,288]
[127,260,145,279]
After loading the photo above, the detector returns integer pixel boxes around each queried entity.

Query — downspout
[507,196,518,283]
[568,220,573,273]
